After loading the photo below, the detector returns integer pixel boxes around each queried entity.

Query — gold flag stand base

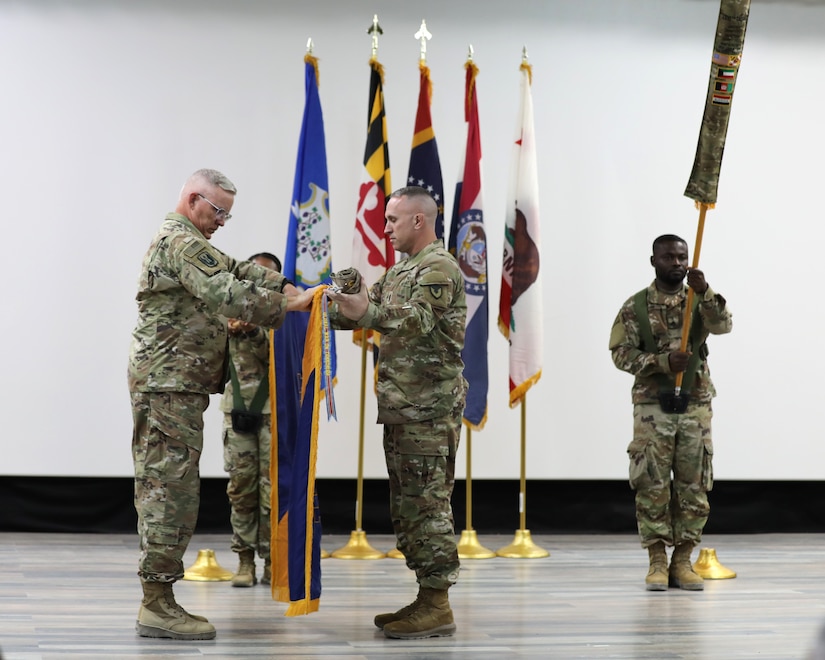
[496,529,549,559]
[458,529,495,559]
[183,549,234,581]
[693,547,736,579]
[387,548,405,559]
[321,549,330,559]
[330,530,386,559]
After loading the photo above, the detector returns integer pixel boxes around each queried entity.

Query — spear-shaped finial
[522,45,529,64]
[306,38,314,55]
[467,44,474,62]
[415,20,432,64]
[367,14,383,59]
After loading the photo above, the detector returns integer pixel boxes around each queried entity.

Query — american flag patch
[713,52,741,67]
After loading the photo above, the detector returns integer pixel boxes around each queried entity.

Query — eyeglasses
[197,193,232,221]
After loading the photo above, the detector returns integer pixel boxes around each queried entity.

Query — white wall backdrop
[1,0,823,479]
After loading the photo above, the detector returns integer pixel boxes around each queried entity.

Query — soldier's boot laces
[162,582,208,622]
[135,581,216,640]
[645,541,669,591]
[373,588,423,629]
[382,588,456,639]
[669,542,704,591]
[232,549,257,588]
[261,557,272,586]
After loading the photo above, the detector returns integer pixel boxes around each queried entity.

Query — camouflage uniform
[129,212,290,583]
[609,281,732,548]
[329,240,467,589]
[219,326,272,559]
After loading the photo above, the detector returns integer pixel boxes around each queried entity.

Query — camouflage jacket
[330,241,468,424]
[128,213,289,394]
[609,281,733,404]
[219,326,270,413]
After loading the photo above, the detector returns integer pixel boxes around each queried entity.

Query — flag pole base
[386,547,405,559]
[182,549,234,581]
[495,529,549,559]
[457,529,495,559]
[693,547,736,579]
[320,548,331,559]
[330,530,386,560]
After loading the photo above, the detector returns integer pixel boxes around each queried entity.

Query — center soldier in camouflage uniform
[220,252,282,588]
[326,186,467,639]
[128,169,313,640]
[609,234,732,591]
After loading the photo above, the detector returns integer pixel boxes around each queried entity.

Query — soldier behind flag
[609,235,732,591]
[326,186,467,639]
[221,252,282,589]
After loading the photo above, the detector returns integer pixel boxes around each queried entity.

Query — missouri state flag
[499,60,543,407]
[407,62,445,241]
[448,60,488,430]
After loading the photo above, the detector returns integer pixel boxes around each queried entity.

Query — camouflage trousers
[383,411,462,590]
[131,391,209,582]
[222,413,272,557]
[627,402,714,548]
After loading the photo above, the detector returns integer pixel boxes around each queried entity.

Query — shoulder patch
[182,240,223,276]
[419,270,452,305]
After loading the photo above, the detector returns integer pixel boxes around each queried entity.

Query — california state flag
[498,61,542,408]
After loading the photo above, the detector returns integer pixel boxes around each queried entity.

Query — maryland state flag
[448,60,488,430]
[684,0,750,204]
[353,57,393,291]
[407,62,445,241]
[499,61,543,408]
[351,57,393,364]
[271,53,332,615]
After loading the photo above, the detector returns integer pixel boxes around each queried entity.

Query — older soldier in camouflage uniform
[221,252,282,588]
[129,169,312,640]
[327,186,467,640]
[609,234,732,592]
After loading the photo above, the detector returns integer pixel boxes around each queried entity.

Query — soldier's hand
[228,318,255,335]
[686,268,708,295]
[668,350,692,373]
[326,284,369,321]
[286,287,316,312]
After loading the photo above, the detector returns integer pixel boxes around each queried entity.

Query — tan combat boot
[645,541,669,591]
[669,542,704,590]
[135,581,216,640]
[232,549,257,587]
[374,587,422,629]
[382,588,456,639]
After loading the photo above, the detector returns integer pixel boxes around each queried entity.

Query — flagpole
[496,395,548,558]
[330,14,390,561]
[330,337,385,559]
[457,427,495,558]
[678,0,750,580]
[674,202,709,396]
